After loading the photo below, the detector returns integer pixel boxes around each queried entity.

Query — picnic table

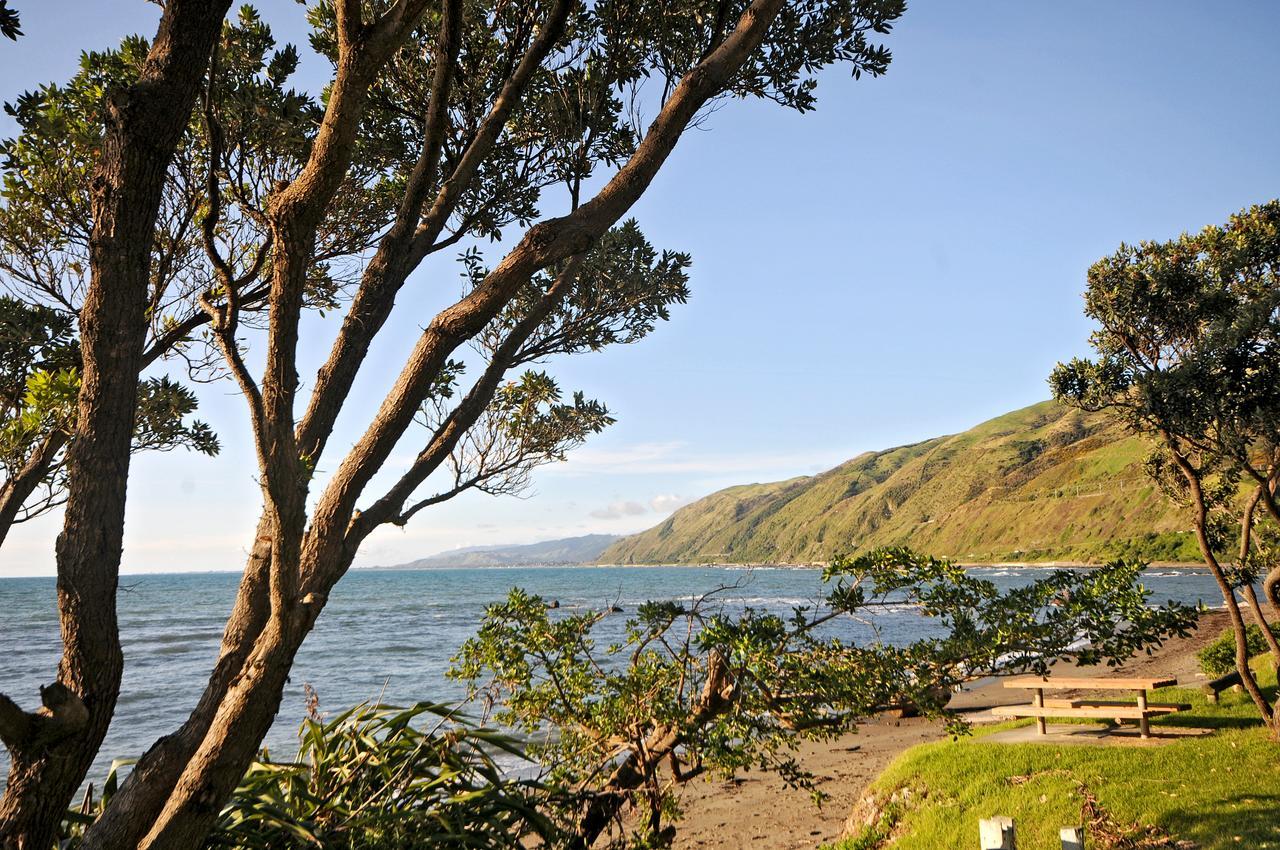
[992,675,1187,739]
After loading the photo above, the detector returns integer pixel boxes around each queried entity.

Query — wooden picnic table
[994,675,1183,738]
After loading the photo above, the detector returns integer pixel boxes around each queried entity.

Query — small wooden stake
[979,816,1017,849]
[1060,825,1085,850]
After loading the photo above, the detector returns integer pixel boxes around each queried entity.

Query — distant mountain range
[377,534,620,569]
[602,401,1197,566]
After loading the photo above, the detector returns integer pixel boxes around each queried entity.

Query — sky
[1,1,1278,575]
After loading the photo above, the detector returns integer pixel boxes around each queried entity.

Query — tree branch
[0,694,31,752]
[296,0,571,463]
[0,429,67,545]
[255,0,432,611]
[198,54,266,445]
[347,254,584,542]
[309,0,789,573]
[0,684,89,756]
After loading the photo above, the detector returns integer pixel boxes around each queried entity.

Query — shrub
[63,702,558,850]
[1197,624,1280,675]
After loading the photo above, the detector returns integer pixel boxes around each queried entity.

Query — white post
[1060,826,1085,850]
[979,817,1016,849]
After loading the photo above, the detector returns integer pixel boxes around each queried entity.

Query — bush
[64,702,558,850]
[1197,623,1280,675]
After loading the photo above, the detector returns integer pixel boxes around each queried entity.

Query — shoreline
[367,560,1214,572]
[0,562,1213,580]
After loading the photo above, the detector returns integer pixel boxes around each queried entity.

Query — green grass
[830,660,1279,850]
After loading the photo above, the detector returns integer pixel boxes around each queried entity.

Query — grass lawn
[833,659,1279,849]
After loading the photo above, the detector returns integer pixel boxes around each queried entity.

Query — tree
[451,548,1196,848]
[1051,200,1280,737]
[0,8,374,552]
[0,1,234,846]
[6,2,910,847]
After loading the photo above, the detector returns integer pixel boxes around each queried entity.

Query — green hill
[601,401,1200,566]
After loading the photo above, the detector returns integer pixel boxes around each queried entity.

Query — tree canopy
[1052,199,1280,735]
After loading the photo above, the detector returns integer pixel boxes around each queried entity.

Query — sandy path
[670,612,1233,849]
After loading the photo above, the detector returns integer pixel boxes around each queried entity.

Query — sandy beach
[671,611,1235,849]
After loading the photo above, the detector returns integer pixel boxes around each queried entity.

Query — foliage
[1198,623,1280,675]
[0,298,217,523]
[476,220,692,364]
[1102,532,1202,565]
[0,1,19,42]
[832,663,1279,850]
[0,294,79,461]
[0,3,372,324]
[1049,200,1280,540]
[0,9,337,528]
[451,548,1196,848]
[62,702,558,850]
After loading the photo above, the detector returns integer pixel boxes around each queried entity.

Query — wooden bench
[992,675,1182,738]
[1201,670,1243,704]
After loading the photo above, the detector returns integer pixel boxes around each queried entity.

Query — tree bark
[0,3,231,847]
[574,652,736,849]
[303,0,790,577]
[295,0,571,464]
[1246,477,1280,616]
[139,606,318,850]
[82,4,435,846]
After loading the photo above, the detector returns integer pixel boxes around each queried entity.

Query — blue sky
[2,1,1278,575]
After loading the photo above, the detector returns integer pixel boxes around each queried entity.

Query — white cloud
[649,493,692,514]
[589,500,649,520]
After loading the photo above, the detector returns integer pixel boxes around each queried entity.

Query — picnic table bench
[992,675,1187,738]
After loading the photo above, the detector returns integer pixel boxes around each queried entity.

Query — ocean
[0,564,1229,786]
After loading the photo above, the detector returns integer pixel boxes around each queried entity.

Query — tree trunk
[79,529,271,850]
[0,3,230,847]
[1266,568,1280,618]
[1236,489,1280,662]
[1247,481,1280,617]
[139,606,318,850]
[573,652,736,849]
[1187,492,1274,727]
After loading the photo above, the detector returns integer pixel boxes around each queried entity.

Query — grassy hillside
[602,401,1199,565]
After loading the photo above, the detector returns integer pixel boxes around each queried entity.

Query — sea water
[0,565,1228,786]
